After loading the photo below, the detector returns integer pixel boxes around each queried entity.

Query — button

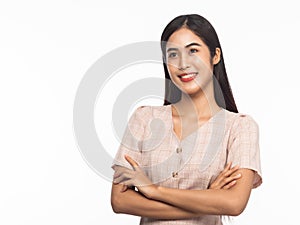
[176,147,182,153]
[172,172,178,178]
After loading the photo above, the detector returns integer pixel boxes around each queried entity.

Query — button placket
[172,145,182,178]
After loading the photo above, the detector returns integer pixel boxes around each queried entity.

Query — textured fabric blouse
[112,105,262,225]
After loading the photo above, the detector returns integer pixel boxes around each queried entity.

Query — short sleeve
[227,114,262,188]
[111,106,146,170]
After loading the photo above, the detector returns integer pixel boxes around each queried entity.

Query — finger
[112,165,124,171]
[112,165,120,172]
[224,161,232,171]
[113,172,125,180]
[122,179,135,187]
[223,165,240,177]
[213,168,230,185]
[113,176,123,184]
[125,155,139,169]
[223,180,237,189]
[219,173,241,187]
[229,165,240,173]
[218,162,232,178]
[113,168,127,179]
[113,168,124,177]
[209,183,219,189]
[234,173,242,179]
[113,173,133,184]
[113,165,128,173]
[113,166,134,179]
[210,176,222,189]
[221,162,232,174]
[113,176,127,184]
[121,185,128,192]
[210,163,240,190]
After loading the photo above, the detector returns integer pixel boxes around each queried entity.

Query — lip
[177,72,198,82]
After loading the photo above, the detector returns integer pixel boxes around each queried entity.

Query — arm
[111,183,202,219]
[151,168,254,216]
[146,115,261,216]
[117,155,253,216]
[112,160,242,219]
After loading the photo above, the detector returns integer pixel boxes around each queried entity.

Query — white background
[1,0,299,224]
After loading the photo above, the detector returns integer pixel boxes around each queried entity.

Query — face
[165,28,220,96]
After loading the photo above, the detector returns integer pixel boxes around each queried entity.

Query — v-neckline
[168,104,224,142]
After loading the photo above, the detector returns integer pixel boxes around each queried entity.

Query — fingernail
[236,173,241,177]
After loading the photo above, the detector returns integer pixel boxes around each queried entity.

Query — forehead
[166,28,205,48]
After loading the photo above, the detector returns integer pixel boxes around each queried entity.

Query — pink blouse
[112,105,262,225]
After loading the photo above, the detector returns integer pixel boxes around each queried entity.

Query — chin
[180,86,204,96]
[178,80,202,91]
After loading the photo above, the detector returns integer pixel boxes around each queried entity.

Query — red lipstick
[178,72,198,82]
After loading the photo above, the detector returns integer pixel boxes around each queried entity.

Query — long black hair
[161,14,238,113]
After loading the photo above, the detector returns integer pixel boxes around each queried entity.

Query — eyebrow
[166,42,202,52]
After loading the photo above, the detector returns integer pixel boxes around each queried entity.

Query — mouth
[177,72,198,82]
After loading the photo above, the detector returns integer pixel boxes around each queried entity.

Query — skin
[111,161,242,219]
[166,28,222,139]
[113,156,252,216]
[111,27,255,218]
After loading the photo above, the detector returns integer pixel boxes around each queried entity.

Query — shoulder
[130,105,172,133]
[132,105,170,118]
[133,105,169,117]
[224,109,259,133]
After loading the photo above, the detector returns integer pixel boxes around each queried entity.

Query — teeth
[181,73,197,79]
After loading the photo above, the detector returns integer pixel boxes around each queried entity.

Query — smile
[178,72,198,82]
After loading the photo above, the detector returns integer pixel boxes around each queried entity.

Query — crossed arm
[111,183,203,219]
[111,155,254,219]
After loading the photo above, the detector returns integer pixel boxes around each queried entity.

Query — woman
[111,14,262,224]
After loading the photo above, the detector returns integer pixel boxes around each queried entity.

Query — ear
[213,48,221,65]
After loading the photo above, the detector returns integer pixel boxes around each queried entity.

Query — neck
[174,83,221,118]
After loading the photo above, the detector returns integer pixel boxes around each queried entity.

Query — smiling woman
[166,27,221,102]
[110,14,262,225]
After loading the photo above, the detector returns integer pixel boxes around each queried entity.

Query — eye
[189,48,198,54]
[168,52,177,58]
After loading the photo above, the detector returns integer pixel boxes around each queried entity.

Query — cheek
[167,64,177,77]
[192,56,214,74]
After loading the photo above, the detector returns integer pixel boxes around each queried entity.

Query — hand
[209,162,242,190]
[113,155,157,198]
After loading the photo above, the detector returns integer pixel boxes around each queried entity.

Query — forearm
[153,188,241,216]
[111,184,202,219]
[149,169,254,216]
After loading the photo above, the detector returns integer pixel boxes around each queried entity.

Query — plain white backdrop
[0,0,299,224]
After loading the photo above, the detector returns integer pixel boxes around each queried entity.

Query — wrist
[143,184,160,200]
[148,185,163,200]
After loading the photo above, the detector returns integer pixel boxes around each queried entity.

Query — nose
[178,53,190,71]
